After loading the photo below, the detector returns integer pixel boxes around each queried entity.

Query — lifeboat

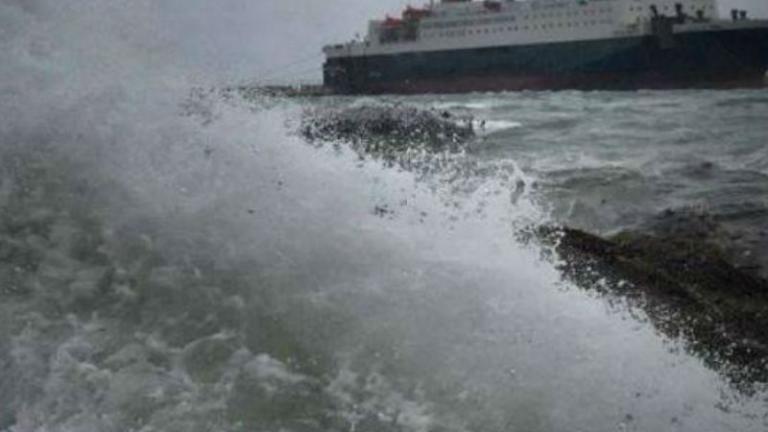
[383,16,403,28]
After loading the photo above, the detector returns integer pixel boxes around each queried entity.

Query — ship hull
[323,26,768,94]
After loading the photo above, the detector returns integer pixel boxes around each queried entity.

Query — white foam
[479,119,524,134]
[1,1,767,430]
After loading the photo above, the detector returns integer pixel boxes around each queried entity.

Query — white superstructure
[324,0,723,58]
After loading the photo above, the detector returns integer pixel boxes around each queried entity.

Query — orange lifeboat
[383,16,403,28]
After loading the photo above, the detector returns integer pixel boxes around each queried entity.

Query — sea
[2,2,768,431]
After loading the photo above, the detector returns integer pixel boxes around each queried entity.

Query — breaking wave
[1,1,768,431]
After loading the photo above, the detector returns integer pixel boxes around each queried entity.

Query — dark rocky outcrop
[537,221,768,392]
[299,104,475,159]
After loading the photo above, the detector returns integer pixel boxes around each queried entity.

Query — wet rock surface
[638,207,768,280]
[538,219,768,391]
[299,104,475,160]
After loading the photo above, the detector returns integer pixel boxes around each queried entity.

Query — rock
[537,225,768,390]
[299,104,475,156]
[638,207,768,280]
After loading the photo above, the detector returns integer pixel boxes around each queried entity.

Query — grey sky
[160,0,768,84]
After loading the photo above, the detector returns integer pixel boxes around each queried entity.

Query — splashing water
[2,1,768,431]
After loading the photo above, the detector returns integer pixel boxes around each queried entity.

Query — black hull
[323,27,768,94]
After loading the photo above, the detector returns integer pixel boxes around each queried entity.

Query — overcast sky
[158,0,768,84]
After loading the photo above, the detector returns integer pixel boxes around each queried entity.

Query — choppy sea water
[3,2,768,431]
[2,90,767,431]
[427,90,768,273]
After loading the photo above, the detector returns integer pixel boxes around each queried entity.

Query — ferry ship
[322,0,768,94]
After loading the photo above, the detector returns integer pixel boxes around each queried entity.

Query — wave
[2,1,768,430]
[2,91,767,429]
[714,95,768,108]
